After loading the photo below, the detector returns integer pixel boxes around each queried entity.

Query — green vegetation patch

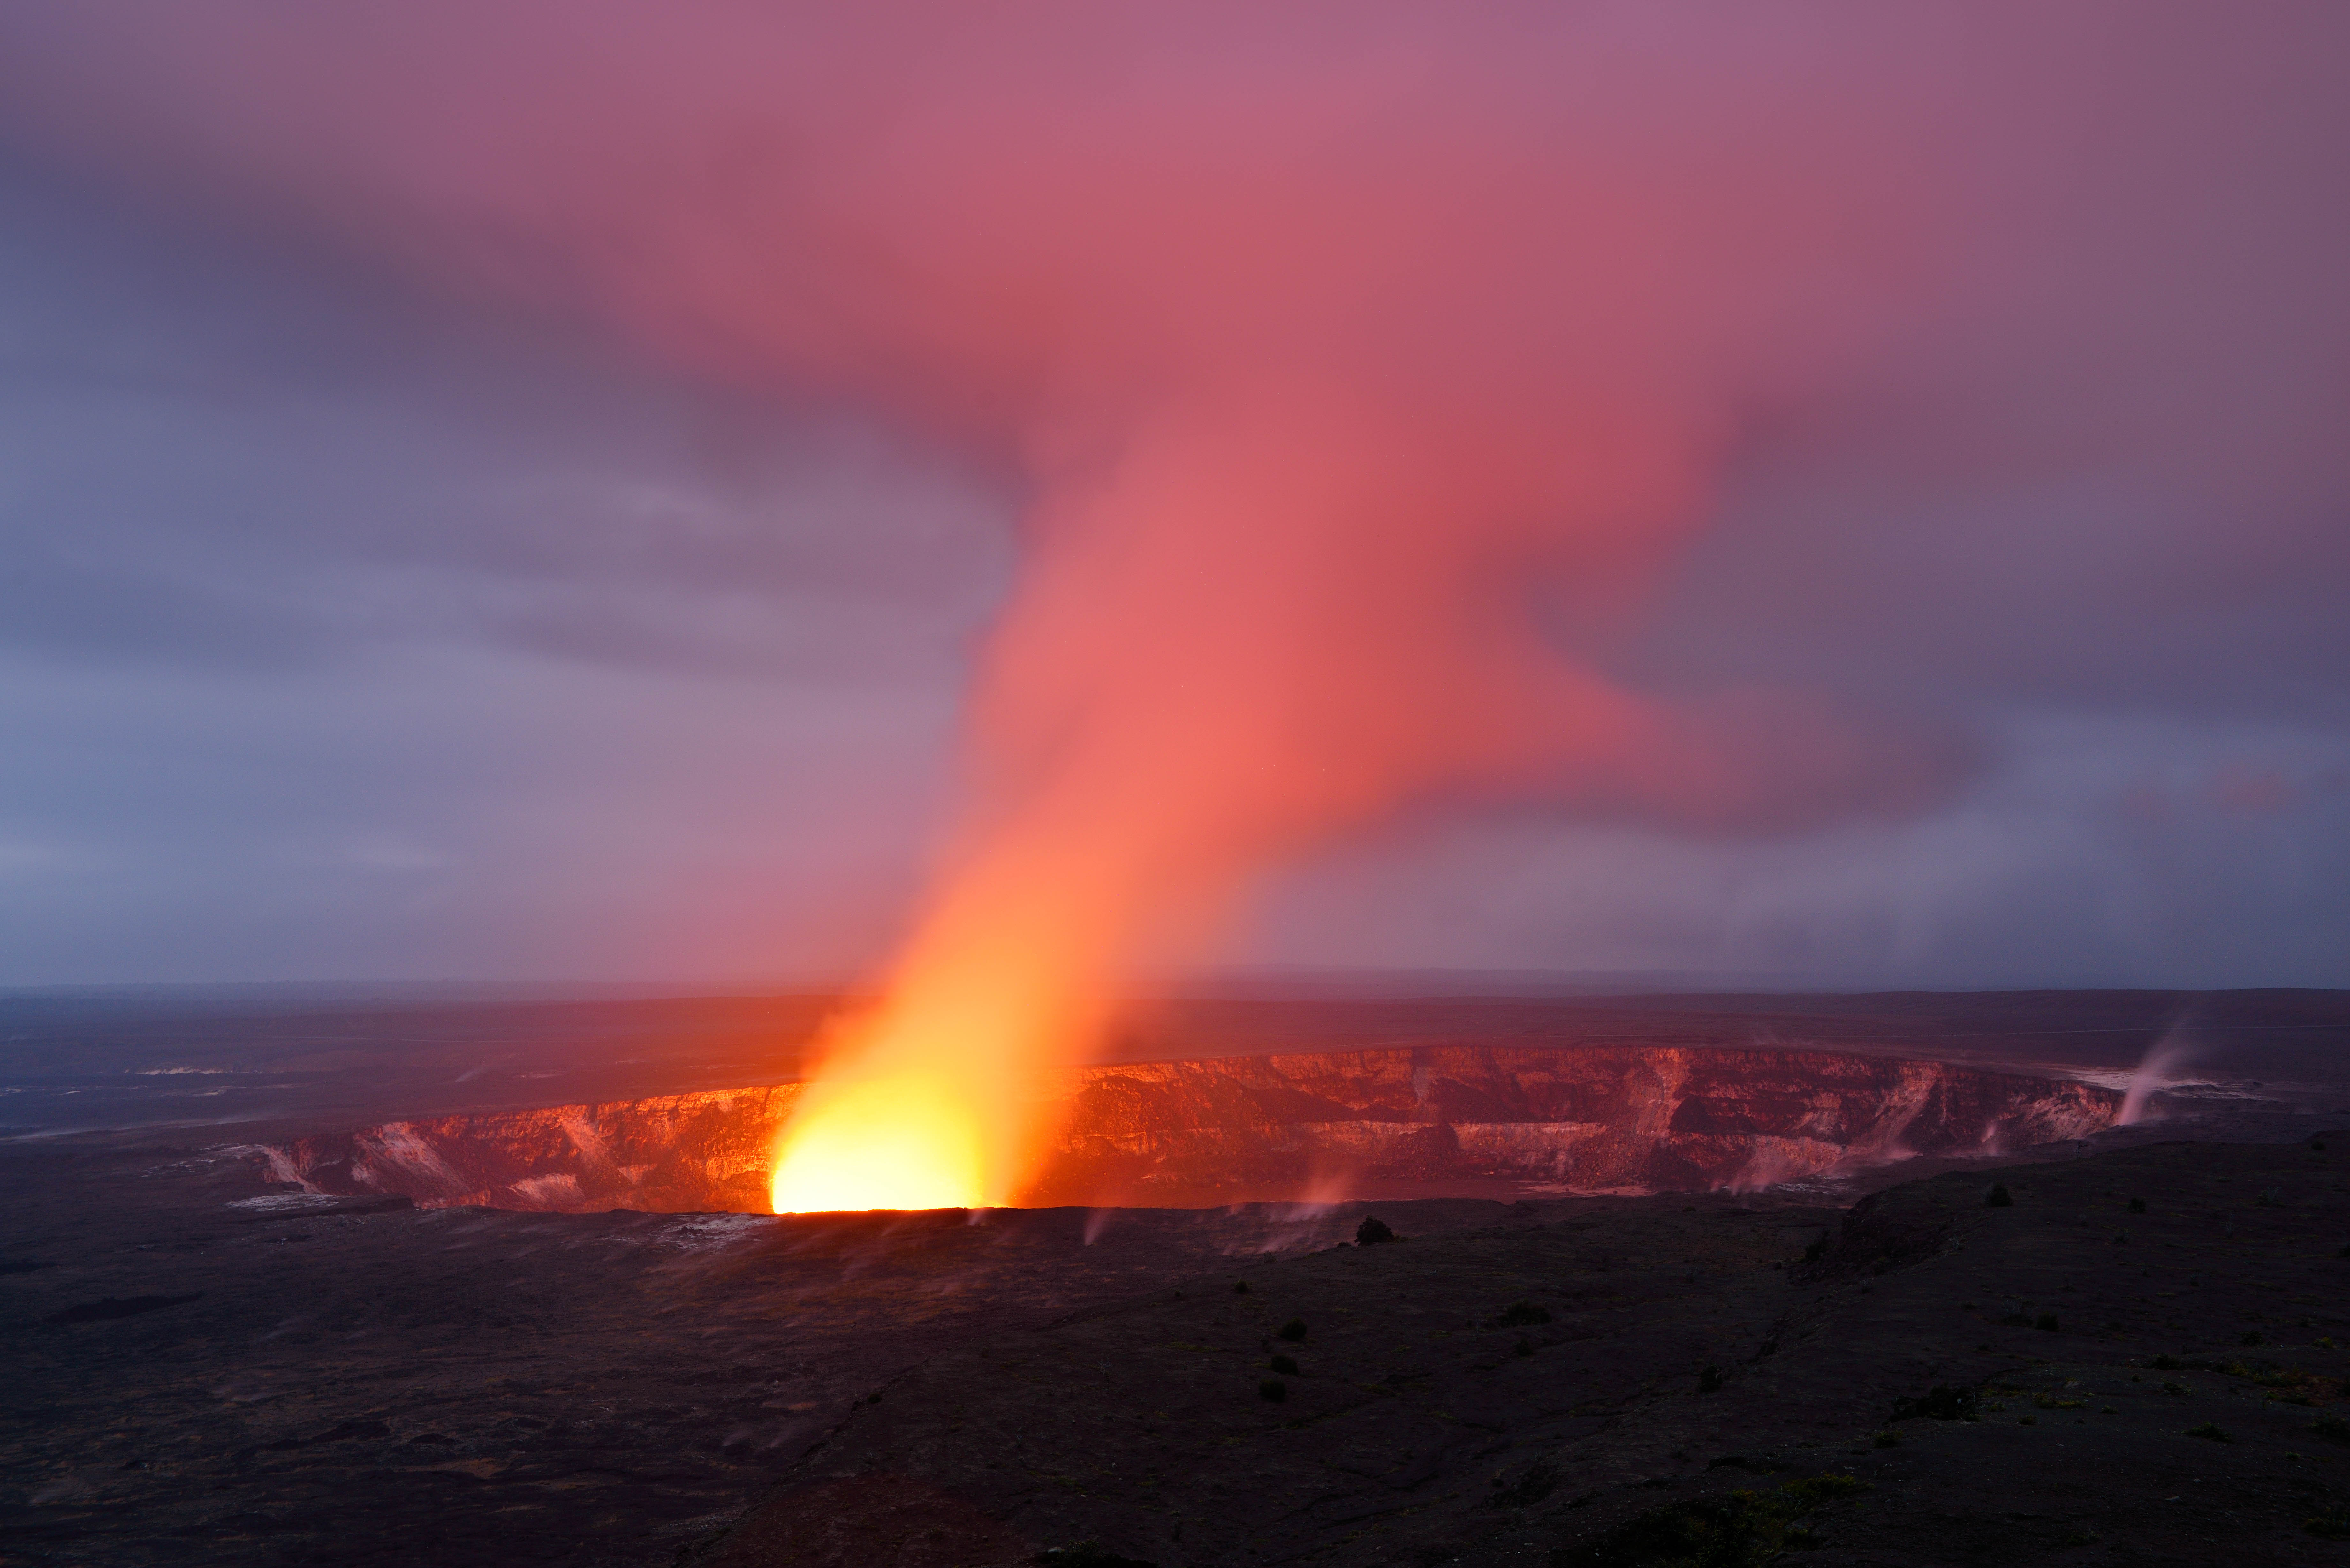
[2307,1504,2350,1541]
[2189,1359,2346,1404]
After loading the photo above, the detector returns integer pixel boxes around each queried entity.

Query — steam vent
[263,1046,2119,1213]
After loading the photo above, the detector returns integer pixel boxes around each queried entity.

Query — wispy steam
[2119,1031,2198,1127]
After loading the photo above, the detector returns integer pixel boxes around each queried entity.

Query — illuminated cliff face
[1028,1047,2120,1206]
[259,1085,803,1215]
[261,1048,2119,1214]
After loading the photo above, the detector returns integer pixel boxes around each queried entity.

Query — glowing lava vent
[768,1070,985,1213]
[766,865,1108,1214]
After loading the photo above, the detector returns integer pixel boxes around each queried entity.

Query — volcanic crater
[259,1045,2120,1214]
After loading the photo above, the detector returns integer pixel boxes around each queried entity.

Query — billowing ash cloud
[0,4,2345,1003]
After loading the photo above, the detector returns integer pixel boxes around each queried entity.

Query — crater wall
[259,1045,2119,1213]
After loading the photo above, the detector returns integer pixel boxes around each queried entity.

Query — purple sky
[0,4,2345,990]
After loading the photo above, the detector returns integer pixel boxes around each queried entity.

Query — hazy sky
[1,4,2346,989]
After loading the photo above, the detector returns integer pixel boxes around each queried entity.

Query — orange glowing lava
[768,1071,987,1213]
[768,846,1116,1213]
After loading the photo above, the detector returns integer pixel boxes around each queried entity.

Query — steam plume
[2119,1032,2197,1127]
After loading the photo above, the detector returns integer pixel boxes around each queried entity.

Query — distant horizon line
[3,970,2345,1004]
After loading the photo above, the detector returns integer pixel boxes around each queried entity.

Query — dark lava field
[698,1136,2350,1567]
[5,988,2350,1566]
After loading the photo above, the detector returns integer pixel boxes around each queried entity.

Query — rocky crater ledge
[259,1046,2119,1213]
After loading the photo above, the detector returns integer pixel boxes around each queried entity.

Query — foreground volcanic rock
[261,1046,2119,1212]
[696,1133,2350,1568]
[10,1121,2341,1566]
[0,1139,1431,1568]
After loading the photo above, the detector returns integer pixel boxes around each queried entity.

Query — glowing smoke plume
[4,5,2340,1206]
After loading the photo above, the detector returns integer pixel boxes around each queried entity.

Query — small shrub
[2128,1196,2147,1213]
[2019,1414,2036,1425]
[2241,1330,2265,1346]
[1231,1281,1249,1294]
[2309,1505,2350,1541]
[1512,1335,1534,1358]
[2310,1414,2350,1445]
[2243,1362,2309,1392]
[1497,1300,1552,1327]
[2035,1312,2060,1333]
[2162,1381,2189,1397]
[1268,1354,1298,1376]
[2186,1422,2230,1442]
[1277,1318,1308,1342]
[1697,1365,1724,1393]
[1986,1183,2013,1208]
[1801,1234,1828,1264]
[2150,1354,2181,1370]
[1871,1430,1899,1449]
[1354,1215,1397,1246]
[1257,1377,1287,1403]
